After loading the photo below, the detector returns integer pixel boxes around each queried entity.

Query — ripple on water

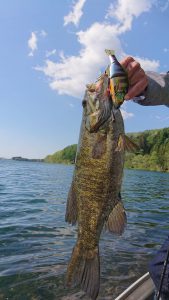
[0,161,169,299]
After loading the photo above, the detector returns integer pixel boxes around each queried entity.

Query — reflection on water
[0,160,169,299]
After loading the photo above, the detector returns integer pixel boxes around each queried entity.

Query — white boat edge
[114,272,155,300]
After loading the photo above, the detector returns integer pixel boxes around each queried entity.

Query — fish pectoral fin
[65,181,77,225]
[106,200,127,235]
[66,244,100,300]
[115,134,139,152]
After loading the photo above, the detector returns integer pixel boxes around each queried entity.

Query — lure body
[105,49,128,108]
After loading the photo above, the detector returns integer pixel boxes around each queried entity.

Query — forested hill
[44,127,169,172]
[44,144,77,164]
[125,127,169,172]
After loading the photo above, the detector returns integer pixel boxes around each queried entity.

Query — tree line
[44,127,169,172]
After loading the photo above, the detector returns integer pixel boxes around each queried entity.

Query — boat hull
[115,273,155,300]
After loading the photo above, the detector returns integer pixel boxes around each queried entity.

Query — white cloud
[46,49,57,58]
[164,48,169,52]
[105,0,154,32]
[133,56,160,71]
[40,30,47,37]
[121,109,134,120]
[28,30,47,57]
[64,0,86,27]
[35,22,124,97]
[28,32,38,57]
[35,0,159,98]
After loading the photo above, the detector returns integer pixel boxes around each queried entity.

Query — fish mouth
[85,73,113,133]
[85,96,112,133]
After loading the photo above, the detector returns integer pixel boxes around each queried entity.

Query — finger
[120,56,135,69]
[125,77,148,100]
[129,68,147,86]
[127,61,141,79]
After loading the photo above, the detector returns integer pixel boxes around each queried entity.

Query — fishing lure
[105,49,128,109]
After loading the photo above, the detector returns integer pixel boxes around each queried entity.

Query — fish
[65,52,137,300]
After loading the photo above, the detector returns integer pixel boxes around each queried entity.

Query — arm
[120,56,169,107]
[141,71,169,107]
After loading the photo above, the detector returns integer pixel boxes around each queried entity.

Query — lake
[0,159,169,300]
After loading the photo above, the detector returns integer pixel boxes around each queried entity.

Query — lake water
[0,159,169,300]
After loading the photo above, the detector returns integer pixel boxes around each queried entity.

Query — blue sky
[0,0,169,158]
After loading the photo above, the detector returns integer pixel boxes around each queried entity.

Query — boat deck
[115,273,155,300]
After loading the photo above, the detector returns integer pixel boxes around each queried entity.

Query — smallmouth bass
[65,52,137,300]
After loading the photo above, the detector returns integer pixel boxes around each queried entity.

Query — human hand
[120,56,148,100]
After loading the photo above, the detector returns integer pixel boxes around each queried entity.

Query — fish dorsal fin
[115,134,139,152]
[106,200,127,235]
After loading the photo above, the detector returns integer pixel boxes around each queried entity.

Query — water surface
[0,159,169,299]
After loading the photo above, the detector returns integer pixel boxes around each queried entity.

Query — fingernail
[125,95,130,100]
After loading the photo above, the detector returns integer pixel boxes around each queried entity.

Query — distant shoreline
[1,157,169,173]
[44,160,169,173]
[11,157,44,162]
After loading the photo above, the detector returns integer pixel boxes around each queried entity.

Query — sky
[0,0,169,159]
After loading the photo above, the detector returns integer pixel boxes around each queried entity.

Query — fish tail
[66,243,100,300]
